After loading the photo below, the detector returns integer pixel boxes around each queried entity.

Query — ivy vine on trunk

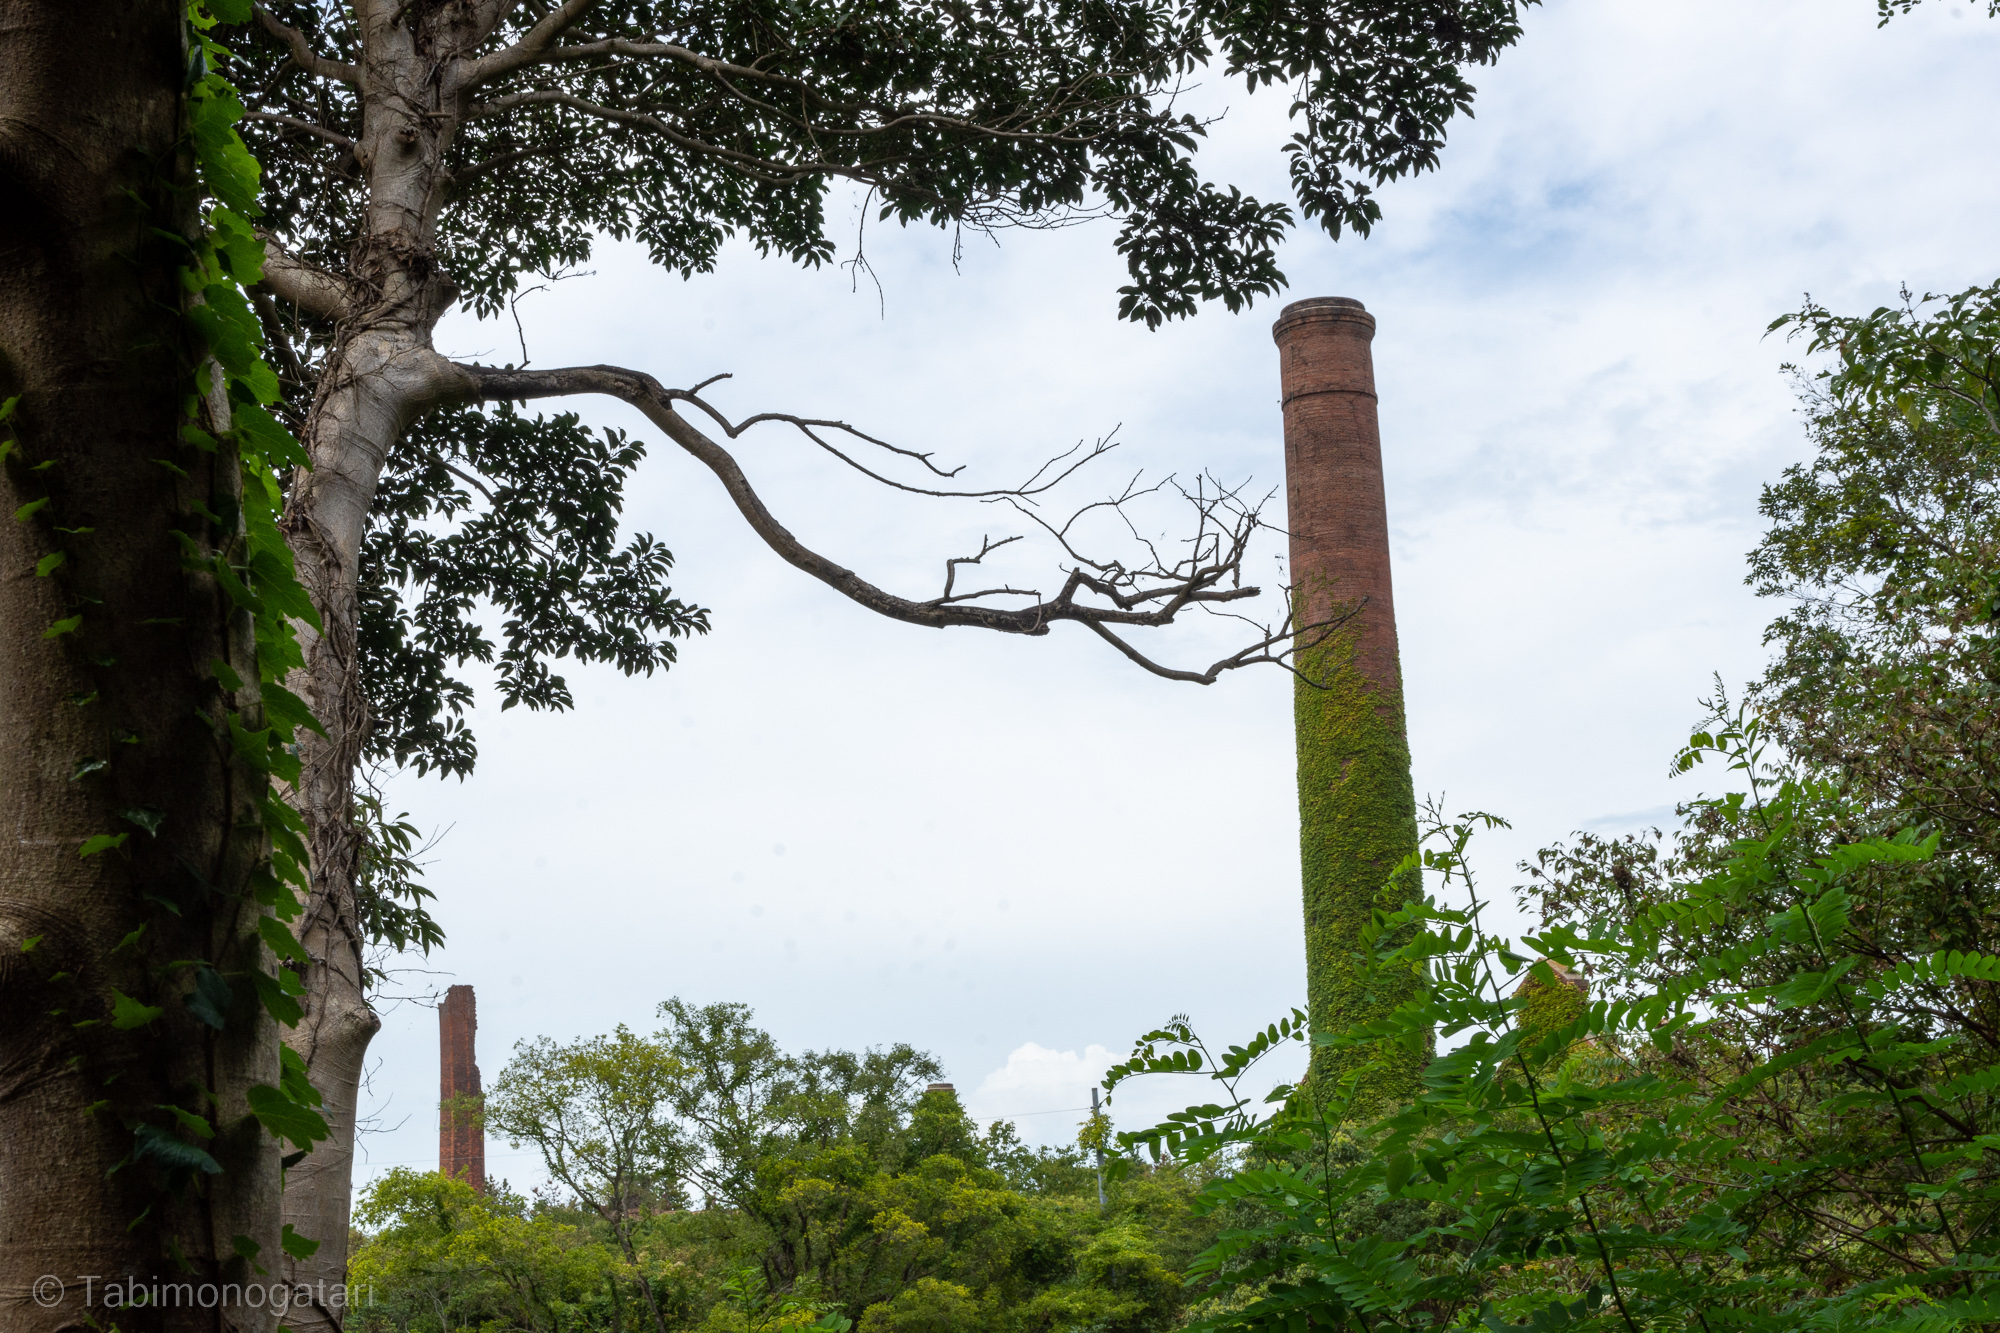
[1,0,330,1325]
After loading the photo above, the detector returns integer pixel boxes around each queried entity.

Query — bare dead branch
[663,381,1113,498]
[937,534,1027,604]
[452,360,1287,684]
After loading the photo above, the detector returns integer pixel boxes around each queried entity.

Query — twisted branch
[452,359,1336,684]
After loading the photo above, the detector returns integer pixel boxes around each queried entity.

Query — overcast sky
[349,0,2000,1189]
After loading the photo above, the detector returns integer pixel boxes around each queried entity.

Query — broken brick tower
[1273,297,1424,1109]
[439,984,485,1192]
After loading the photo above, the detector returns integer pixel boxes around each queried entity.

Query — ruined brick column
[1273,297,1424,1108]
[439,984,485,1192]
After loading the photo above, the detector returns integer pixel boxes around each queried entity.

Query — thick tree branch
[461,0,602,91]
[452,360,1297,682]
[254,5,360,84]
[256,233,363,322]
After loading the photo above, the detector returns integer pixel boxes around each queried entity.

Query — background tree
[1748,288,2000,968]
[489,1023,700,1333]
[480,999,1217,1333]
[215,0,1541,1313]
[349,1170,624,1332]
[1112,766,2000,1330]
[1523,281,2000,1053]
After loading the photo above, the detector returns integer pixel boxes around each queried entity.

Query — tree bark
[0,1,284,1327]
[271,8,483,1318]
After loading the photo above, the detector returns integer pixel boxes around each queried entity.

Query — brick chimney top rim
[1272,296,1374,343]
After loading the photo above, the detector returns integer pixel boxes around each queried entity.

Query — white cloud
[970,1043,1113,1114]
[962,1043,1115,1149]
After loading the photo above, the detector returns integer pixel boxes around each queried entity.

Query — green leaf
[249,965,304,1026]
[35,550,64,577]
[210,656,246,693]
[71,757,109,780]
[231,401,307,471]
[279,1044,323,1107]
[110,990,165,1029]
[258,915,310,966]
[258,680,326,739]
[184,964,235,1030]
[118,806,166,836]
[14,497,48,522]
[161,1104,215,1140]
[132,1123,222,1176]
[185,286,263,384]
[246,1083,330,1150]
[231,1232,267,1275]
[280,1223,321,1260]
[187,78,260,216]
[208,205,265,282]
[44,615,83,639]
[79,832,128,857]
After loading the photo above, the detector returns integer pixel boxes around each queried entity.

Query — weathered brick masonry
[1275,296,1401,687]
[439,984,485,1192]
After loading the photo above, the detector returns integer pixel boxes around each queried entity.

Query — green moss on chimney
[1515,963,1588,1066]
[1294,627,1424,1112]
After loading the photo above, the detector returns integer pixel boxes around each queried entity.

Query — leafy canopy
[232,0,1538,779]
[245,0,1537,326]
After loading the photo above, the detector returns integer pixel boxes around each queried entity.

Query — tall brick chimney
[1273,297,1424,1107]
[439,984,485,1192]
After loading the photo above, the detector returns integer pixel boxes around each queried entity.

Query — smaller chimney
[439,984,485,1193]
[925,1083,955,1093]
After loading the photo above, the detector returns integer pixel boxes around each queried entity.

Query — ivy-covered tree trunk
[1273,299,1425,1110]
[267,12,480,1321]
[277,319,466,1330]
[0,1,284,1327]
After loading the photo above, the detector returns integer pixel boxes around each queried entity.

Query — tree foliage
[460,1000,1220,1333]
[227,0,1538,781]
[350,1170,624,1331]
[1745,285,2000,968]
[364,403,709,777]
[1115,750,2000,1329]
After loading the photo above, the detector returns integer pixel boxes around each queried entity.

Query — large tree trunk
[0,1,284,1327]
[278,322,465,1329]
[273,12,475,1308]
